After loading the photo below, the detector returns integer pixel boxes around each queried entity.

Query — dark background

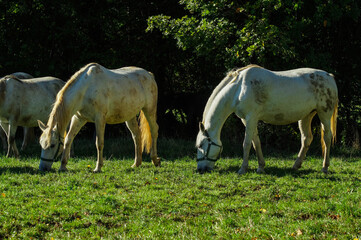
[0,0,360,151]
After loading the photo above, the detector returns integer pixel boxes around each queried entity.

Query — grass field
[0,137,360,239]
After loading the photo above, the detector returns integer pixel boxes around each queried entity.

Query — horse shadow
[0,165,40,175]
[217,165,318,178]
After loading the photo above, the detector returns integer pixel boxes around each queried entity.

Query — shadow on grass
[0,166,41,175]
[264,166,317,177]
[217,165,318,178]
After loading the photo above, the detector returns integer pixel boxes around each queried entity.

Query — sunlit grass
[0,138,360,239]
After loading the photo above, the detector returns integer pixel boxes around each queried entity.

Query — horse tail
[139,110,152,154]
[321,101,338,157]
[331,101,338,145]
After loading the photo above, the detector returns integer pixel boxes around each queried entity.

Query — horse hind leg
[319,113,333,174]
[253,131,265,174]
[125,117,142,168]
[293,111,316,170]
[21,127,35,151]
[9,128,19,158]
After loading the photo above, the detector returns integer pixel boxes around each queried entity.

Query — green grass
[0,137,361,239]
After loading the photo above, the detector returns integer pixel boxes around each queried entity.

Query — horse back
[235,67,338,124]
[0,76,64,126]
[78,65,157,123]
[23,77,65,97]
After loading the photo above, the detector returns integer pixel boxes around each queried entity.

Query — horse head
[38,120,64,171]
[196,122,223,173]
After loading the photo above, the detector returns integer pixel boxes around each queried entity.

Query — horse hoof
[292,166,300,171]
[93,168,102,173]
[152,157,161,167]
[292,163,302,170]
[131,163,141,168]
[321,168,328,174]
[237,168,248,175]
[257,168,265,174]
[59,167,68,172]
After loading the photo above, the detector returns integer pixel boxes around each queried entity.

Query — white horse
[196,65,338,174]
[0,74,65,157]
[38,63,160,172]
[0,72,35,152]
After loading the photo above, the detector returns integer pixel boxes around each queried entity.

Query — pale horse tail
[321,101,338,157]
[139,110,152,154]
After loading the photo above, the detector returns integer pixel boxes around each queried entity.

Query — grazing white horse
[0,72,35,152]
[196,65,338,174]
[0,74,65,157]
[38,63,160,172]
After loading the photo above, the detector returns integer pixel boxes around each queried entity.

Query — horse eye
[50,144,55,148]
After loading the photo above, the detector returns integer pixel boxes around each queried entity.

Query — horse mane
[202,64,262,121]
[43,63,99,143]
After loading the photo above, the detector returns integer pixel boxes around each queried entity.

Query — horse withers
[196,65,338,174]
[38,63,160,172]
[0,75,65,157]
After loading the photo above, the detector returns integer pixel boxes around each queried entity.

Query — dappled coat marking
[0,74,64,157]
[196,65,338,174]
[38,63,160,172]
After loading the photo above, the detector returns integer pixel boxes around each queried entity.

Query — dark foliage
[1,0,360,149]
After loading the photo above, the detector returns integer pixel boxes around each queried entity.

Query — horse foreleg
[253,132,265,174]
[239,119,258,175]
[94,118,106,173]
[125,118,142,168]
[6,123,19,158]
[60,116,86,171]
[241,119,264,173]
[293,112,316,170]
[0,125,7,152]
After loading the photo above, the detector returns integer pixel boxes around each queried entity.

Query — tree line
[0,0,360,149]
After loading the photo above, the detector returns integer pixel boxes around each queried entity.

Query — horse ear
[199,122,205,133]
[38,120,47,132]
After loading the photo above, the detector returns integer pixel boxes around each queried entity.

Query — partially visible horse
[196,65,338,174]
[0,72,35,152]
[0,74,65,157]
[38,63,160,172]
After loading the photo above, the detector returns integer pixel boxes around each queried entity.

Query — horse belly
[105,93,146,124]
[260,102,316,125]
[107,103,144,124]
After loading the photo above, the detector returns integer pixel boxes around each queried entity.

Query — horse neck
[203,86,236,144]
[53,77,89,135]
[203,73,237,121]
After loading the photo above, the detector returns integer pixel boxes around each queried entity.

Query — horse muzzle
[39,160,54,171]
[197,160,215,174]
